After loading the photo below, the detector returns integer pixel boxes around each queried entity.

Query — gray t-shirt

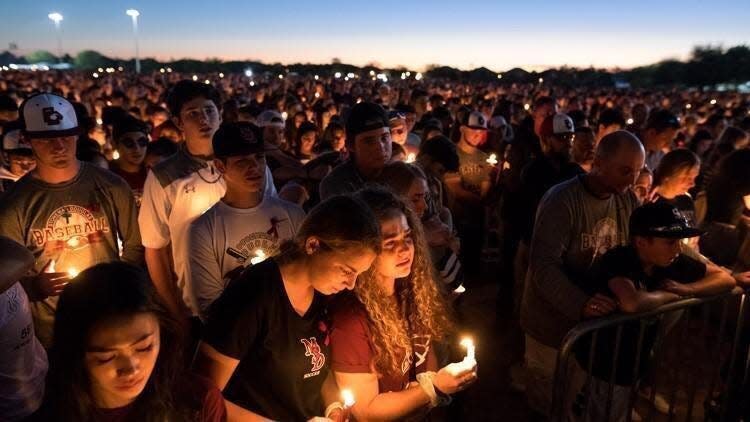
[188,196,305,319]
[456,147,491,196]
[0,162,143,346]
[521,175,638,347]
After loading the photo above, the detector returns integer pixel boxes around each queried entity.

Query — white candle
[68,267,79,278]
[486,154,498,166]
[249,249,267,266]
[341,389,355,408]
[461,337,475,362]
[46,259,57,273]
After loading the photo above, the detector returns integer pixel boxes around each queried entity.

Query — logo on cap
[43,107,64,126]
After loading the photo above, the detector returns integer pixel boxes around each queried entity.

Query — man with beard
[517,113,584,245]
[319,102,392,199]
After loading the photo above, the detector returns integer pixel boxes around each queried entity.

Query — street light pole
[47,12,63,63]
[126,9,140,73]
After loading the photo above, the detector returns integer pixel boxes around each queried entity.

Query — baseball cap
[113,116,150,141]
[346,102,389,140]
[256,110,285,129]
[212,122,271,159]
[387,110,406,125]
[461,111,488,130]
[2,129,32,155]
[540,113,575,138]
[629,202,702,239]
[645,109,680,131]
[19,93,79,139]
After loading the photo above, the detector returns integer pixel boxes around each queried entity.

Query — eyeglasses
[120,137,149,149]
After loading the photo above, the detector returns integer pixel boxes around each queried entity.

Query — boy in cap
[319,102,392,199]
[139,81,277,324]
[0,92,143,346]
[574,202,735,422]
[0,124,35,191]
[188,122,304,319]
[444,110,494,208]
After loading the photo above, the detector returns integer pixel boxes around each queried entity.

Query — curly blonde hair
[354,188,454,377]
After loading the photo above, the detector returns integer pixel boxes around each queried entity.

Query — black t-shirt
[654,194,696,227]
[575,245,706,385]
[202,259,330,421]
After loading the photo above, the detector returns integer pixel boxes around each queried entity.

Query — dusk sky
[2,0,749,72]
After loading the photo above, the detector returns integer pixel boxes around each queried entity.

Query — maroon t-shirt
[329,295,437,393]
[91,374,226,422]
[110,164,148,207]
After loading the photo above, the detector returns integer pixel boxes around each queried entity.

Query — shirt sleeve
[288,204,306,235]
[188,216,225,320]
[202,274,263,360]
[196,375,228,422]
[138,171,171,249]
[527,190,591,322]
[329,307,373,373]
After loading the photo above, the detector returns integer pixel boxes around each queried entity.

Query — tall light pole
[126,9,140,73]
[47,12,63,63]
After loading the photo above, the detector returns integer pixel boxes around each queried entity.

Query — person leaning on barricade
[573,202,735,422]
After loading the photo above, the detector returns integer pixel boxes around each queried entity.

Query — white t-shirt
[188,196,305,319]
[138,146,277,316]
[0,283,47,421]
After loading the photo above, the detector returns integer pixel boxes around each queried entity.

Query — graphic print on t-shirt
[581,217,618,261]
[30,205,110,249]
[224,217,290,278]
[300,337,326,379]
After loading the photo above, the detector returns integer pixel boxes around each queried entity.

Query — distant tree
[74,50,110,69]
[25,50,56,63]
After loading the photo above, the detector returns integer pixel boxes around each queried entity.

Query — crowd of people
[0,68,749,421]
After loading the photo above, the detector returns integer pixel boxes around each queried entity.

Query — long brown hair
[353,187,453,376]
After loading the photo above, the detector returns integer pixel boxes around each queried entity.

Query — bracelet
[324,402,344,418]
[416,372,452,408]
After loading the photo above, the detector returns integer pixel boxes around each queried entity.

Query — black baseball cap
[212,122,272,159]
[630,202,702,239]
[345,102,389,141]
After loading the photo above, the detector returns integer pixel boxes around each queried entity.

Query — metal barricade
[552,288,750,422]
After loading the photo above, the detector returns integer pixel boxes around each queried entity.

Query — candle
[113,150,120,160]
[46,259,56,273]
[249,249,267,265]
[406,153,416,163]
[342,389,355,408]
[461,337,475,363]
[486,154,498,166]
[67,267,79,278]
[453,284,466,294]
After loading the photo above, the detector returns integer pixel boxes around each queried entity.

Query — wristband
[416,371,452,408]
[324,402,344,419]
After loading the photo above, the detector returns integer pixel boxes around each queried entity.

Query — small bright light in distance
[626,118,634,125]
[334,72,342,79]
[126,9,140,17]
[523,103,531,111]
[710,99,717,105]
[244,69,253,77]
[48,12,63,23]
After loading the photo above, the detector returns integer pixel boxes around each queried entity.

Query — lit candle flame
[342,389,355,408]
[113,150,120,160]
[406,153,416,163]
[68,267,79,278]
[47,259,56,273]
[486,153,498,166]
[453,284,466,294]
[250,249,267,265]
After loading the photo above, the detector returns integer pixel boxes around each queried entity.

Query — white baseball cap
[462,111,488,130]
[19,93,79,139]
[2,129,31,153]
[540,113,575,137]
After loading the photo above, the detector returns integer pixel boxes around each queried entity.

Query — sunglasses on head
[120,137,149,149]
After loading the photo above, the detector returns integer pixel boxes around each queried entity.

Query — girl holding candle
[194,195,382,421]
[37,262,226,422]
[329,188,477,421]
